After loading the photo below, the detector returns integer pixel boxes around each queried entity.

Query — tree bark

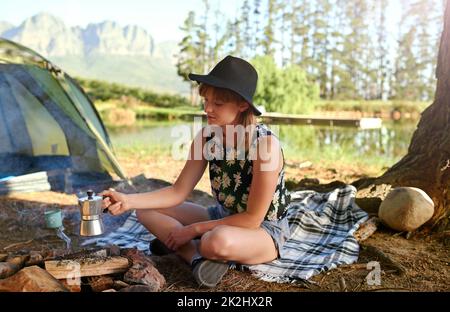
[356,1,450,230]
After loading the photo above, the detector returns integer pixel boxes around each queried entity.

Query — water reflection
[282,122,414,158]
[107,120,418,165]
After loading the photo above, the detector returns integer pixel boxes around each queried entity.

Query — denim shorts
[207,204,291,258]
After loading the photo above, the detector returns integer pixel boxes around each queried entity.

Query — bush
[104,108,136,126]
[75,77,191,108]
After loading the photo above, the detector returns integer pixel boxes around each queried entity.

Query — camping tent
[0,38,127,194]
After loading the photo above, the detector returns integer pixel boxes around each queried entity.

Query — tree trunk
[357,1,450,230]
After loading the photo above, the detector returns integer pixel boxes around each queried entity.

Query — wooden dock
[259,112,382,129]
[184,112,382,129]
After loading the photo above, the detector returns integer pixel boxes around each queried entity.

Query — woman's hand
[99,188,130,216]
[165,225,197,250]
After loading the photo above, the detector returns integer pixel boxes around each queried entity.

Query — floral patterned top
[205,123,291,221]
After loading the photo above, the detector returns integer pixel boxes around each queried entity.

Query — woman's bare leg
[136,201,210,263]
[137,204,277,265]
[199,225,277,265]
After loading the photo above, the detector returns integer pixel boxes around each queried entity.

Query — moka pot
[78,190,107,236]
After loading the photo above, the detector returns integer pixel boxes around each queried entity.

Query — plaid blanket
[82,212,155,253]
[82,185,368,283]
[246,185,368,282]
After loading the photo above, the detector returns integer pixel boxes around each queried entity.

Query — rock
[0,262,19,279]
[122,249,165,291]
[0,266,68,292]
[0,255,30,279]
[113,280,129,290]
[88,275,114,292]
[124,265,164,292]
[25,251,44,266]
[378,187,434,232]
[60,278,81,292]
[0,254,8,262]
[7,255,30,268]
[107,245,121,257]
[121,248,155,266]
[119,285,155,292]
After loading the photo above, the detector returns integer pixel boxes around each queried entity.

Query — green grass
[314,100,430,114]
[95,102,200,115]
[95,100,202,125]
[133,106,201,117]
[95,98,429,122]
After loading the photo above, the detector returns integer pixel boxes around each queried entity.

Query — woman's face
[202,88,249,126]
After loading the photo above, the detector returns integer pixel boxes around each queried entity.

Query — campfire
[0,245,165,292]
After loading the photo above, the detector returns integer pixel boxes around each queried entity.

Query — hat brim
[188,73,262,116]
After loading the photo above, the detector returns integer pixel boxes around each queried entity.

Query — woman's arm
[129,128,208,209]
[190,135,283,235]
[103,129,208,212]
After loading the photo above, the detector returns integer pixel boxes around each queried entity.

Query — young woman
[101,56,291,288]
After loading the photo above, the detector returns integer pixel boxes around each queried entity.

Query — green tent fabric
[0,38,127,193]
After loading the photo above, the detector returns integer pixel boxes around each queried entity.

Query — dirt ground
[0,154,448,292]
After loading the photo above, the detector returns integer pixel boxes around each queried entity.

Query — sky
[0,0,242,43]
[3,0,442,72]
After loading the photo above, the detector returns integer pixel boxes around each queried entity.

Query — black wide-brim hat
[188,55,262,116]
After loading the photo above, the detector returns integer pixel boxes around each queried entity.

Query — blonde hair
[198,83,256,128]
[199,83,257,152]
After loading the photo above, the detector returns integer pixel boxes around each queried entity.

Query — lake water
[107,119,419,168]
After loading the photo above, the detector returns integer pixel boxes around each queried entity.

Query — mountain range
[0,12,189,95]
